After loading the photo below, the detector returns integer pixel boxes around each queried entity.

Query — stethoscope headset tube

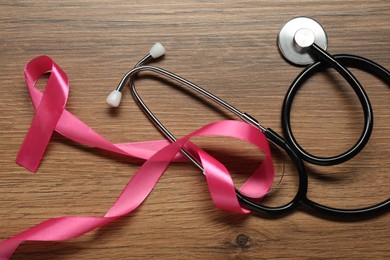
[126,55,308,216]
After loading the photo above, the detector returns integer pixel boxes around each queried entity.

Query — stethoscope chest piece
[278,17,328,65]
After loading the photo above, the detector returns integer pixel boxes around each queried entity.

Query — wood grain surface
[0,0,389,259]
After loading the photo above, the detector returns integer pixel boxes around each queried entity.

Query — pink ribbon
[17,57,188,172]
[0,56,274,258]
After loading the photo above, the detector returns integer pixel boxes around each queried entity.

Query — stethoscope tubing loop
[281,45,389,166]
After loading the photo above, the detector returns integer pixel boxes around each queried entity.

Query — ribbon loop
[16,57,69,172]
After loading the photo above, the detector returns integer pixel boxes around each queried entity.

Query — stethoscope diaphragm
[278,17,328,65]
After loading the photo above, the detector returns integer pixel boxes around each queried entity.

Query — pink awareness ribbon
[17,56,188,172]
[0,56,274,258]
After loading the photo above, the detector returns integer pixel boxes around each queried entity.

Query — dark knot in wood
[236,233,250,248]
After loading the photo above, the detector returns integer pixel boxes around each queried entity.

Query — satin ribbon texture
[0,56,274,258]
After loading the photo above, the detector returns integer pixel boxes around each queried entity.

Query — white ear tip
[149,42,165,59]
[106,90,122,107]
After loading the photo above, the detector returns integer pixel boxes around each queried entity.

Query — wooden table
[0,0,388,259]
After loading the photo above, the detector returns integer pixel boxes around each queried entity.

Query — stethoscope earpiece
[106,90,122,107]
[278,17,328,65]
[149,42,166,59]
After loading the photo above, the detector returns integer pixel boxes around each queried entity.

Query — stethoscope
[106,17,389,218]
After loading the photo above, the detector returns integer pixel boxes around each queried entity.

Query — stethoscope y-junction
[107,17,390,218]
